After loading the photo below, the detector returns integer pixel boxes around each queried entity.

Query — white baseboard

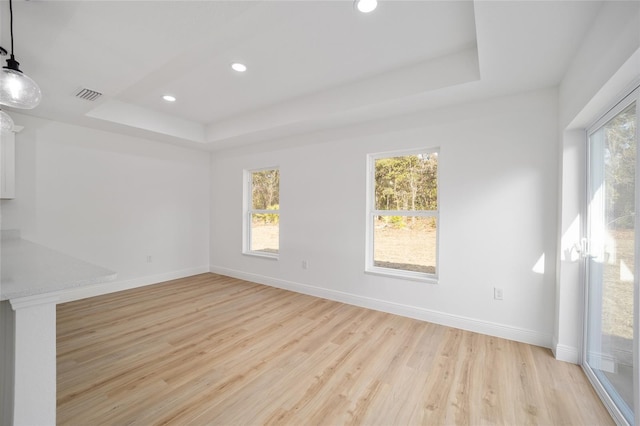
[210,265,553,349]
[54,266,210,304]
[552,337,580,364]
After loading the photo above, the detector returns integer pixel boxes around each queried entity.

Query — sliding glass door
[585,89,638,425]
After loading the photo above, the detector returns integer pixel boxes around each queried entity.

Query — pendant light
[0,0,41,109]
[0,108,14,132]
[355,0,377,13]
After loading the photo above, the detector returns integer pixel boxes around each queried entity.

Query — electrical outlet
[302,260,308,269]
[146,255,153,263]
[494,287,504,300]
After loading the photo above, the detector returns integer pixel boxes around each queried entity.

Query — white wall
[555,0,640,363]
[559,1,640,130]
[1,113,211,294]
[211,88,559,347]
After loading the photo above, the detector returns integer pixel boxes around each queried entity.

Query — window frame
[581,84,640,426]
[365,148,439,282]
[243,166,280,260]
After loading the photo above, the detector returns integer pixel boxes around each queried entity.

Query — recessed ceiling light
[231,62,247,73]
[162,95,176,102]
[355,0,377,13]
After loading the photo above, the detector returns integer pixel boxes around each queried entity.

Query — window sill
[242,251,279,260]
[365,267,438,284]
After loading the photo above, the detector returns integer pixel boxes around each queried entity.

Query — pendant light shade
[0,58,41,109]
[0,0,41,110]
[0,109,14,132]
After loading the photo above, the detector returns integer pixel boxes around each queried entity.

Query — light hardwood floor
[57,273,613,425]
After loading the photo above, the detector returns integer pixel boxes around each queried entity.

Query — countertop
[0,236,117,301]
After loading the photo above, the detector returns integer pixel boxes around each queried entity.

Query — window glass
[245,168,279,257]
[374,153,438,211]
[368,151,438,279]
[373,216,436,274]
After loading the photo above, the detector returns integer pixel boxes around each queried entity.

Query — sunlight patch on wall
[532,253,545,274]
[561,215,581,262]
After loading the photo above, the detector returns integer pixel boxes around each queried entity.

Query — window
[244,168,280,258]
[366,149,438,280]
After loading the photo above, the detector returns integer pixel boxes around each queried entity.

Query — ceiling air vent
[74,88,103,101]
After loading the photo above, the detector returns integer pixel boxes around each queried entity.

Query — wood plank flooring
[57,273,613,425]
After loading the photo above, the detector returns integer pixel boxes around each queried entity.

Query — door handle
[578,238,588,257]
[579,238,597,259]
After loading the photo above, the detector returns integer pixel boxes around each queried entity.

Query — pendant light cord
[9,0,14,55]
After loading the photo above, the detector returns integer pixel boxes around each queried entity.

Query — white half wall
[554,129,586,364]
[0,112,211,286]
[210,88,559,348]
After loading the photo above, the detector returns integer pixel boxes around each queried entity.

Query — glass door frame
[583,84,640,426]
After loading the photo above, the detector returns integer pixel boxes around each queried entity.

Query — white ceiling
[0,0,602,150]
